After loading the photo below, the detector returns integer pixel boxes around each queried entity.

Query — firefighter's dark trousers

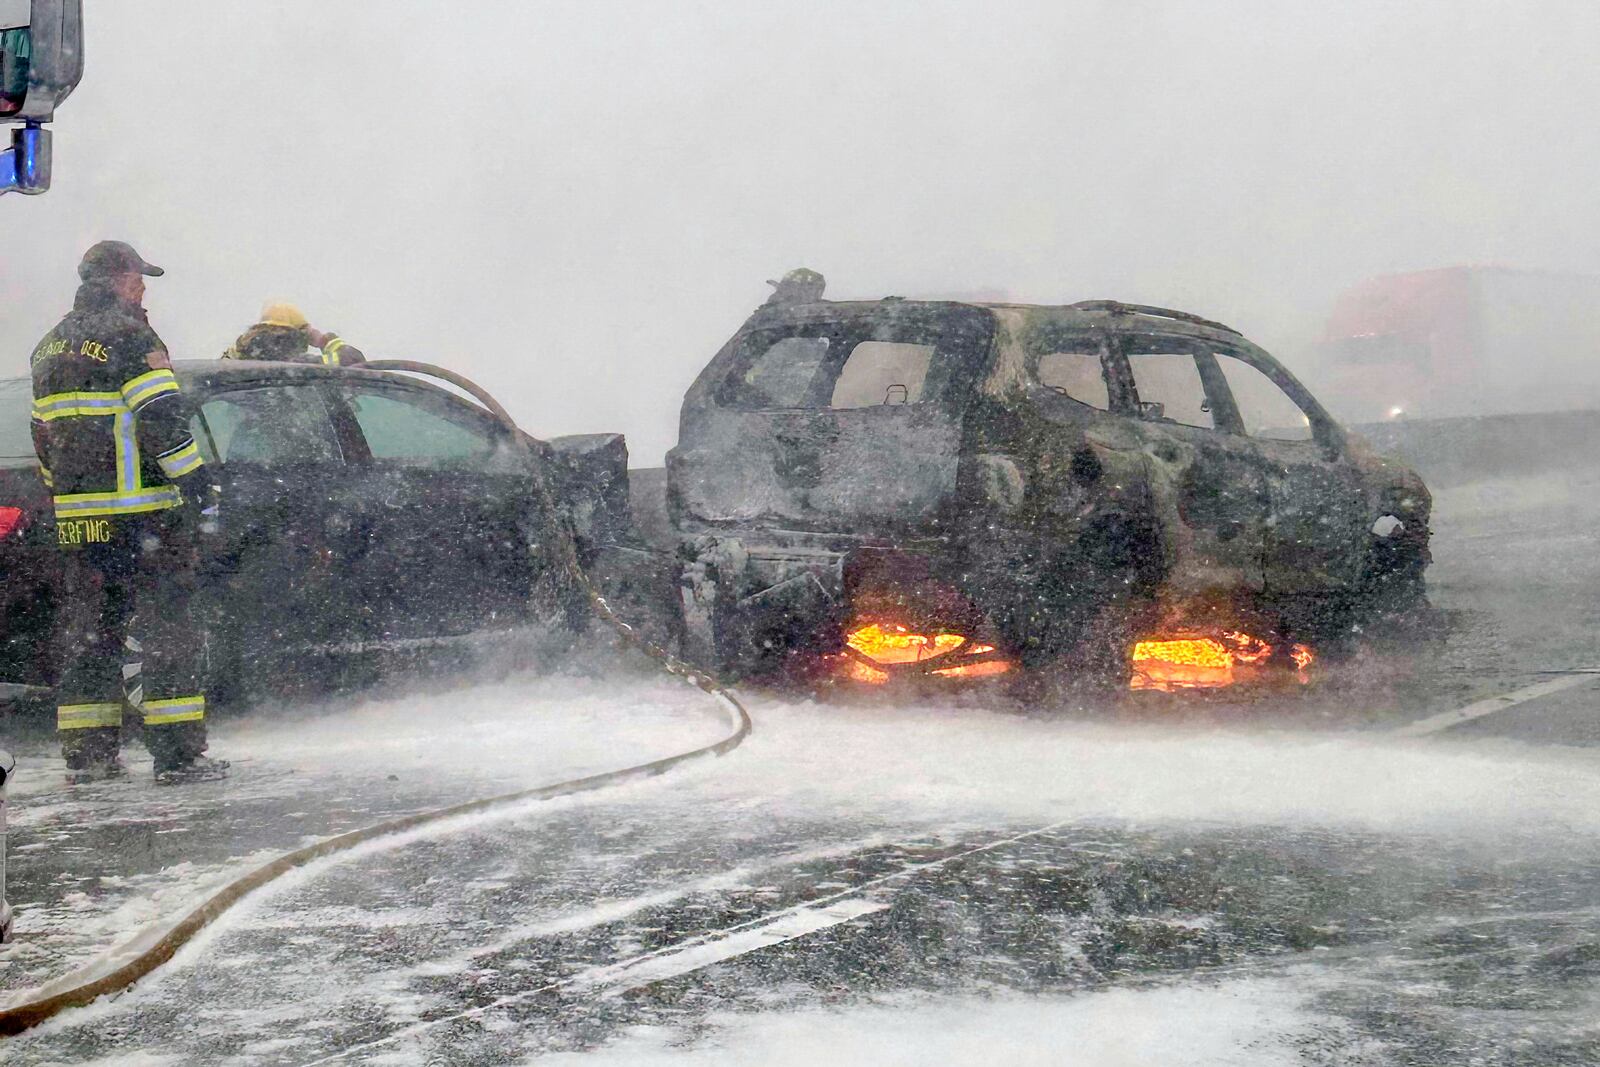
[55,510,208,771]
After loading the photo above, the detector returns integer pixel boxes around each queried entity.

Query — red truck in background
[1315,266,1600,424]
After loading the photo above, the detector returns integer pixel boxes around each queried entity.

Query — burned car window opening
[1035,346,1112,410]
[735,336,832,408]
[1210,339,1343,452]
[717,329,843,409]
[715,312,992,413]
[1124,346,1217,430]
[1217,352,1315,440]
[830,341,935,408]
[195,385,343,467]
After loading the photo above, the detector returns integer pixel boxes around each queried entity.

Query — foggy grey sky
[4,1,1598,461]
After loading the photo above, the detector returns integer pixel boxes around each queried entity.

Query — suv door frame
[1098,327,1272,597]
[672,301,996,539]
[1204,338,1371,595]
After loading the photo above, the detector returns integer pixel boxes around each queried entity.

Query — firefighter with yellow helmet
[222,302,366,366]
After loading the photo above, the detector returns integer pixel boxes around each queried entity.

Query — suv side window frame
[1105,330,1245,434]
[1208,339,1346,453]
[714,306,996,416]
[715,325,848,410]
[1023,328,1120,414]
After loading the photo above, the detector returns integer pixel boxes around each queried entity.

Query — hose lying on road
[0,361,752,1038]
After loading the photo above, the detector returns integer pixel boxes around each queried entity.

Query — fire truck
[1315,266,1600,424]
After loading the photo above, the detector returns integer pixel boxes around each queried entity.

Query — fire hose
[0,361,752,1037]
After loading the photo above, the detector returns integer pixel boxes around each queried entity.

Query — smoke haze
[5,1,1598,460]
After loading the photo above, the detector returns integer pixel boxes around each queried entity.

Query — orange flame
[838,622,1013,683]
[930,659,1013,680]
[847,623,966,663]
[1130,632,1314,692]
[1223,631,1273,665]
[1130,637,1236,690]
[840,658,890,684]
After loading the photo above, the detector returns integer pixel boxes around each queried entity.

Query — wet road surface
[1,469,1597,1065]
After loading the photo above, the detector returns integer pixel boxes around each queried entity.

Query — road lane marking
[1392,672,1599,738]
[398,835,898,981]
[574,897,889,995]
[560,819,1077,997]
[299,820,1078,1065]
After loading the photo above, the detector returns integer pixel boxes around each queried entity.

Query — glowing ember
[840,658,890,684]
[934,659,1013,679]
[1222,630,1273,665]
[847,623,965,664]
[838,622,1013,683]
[1133,637,1233,668]
[1130,632,1315,692]
[1130,637,1236,690]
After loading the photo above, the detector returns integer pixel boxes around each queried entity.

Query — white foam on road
[0,671,728,1000]
[215,670,727,795]
[0,850,284,1010]
[13,647,1600,1058]
[5,670,722,810]
[530,978,1349,1067]
[693,696,1600,840]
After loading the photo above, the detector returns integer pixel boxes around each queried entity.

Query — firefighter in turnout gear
[30,241,229,784]
[221,302,366,366]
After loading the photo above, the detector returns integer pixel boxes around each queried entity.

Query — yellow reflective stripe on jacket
[53,485,181,518]
[121,368,181,411]
[156,439,204,479]
[39,463,53,487]
[143,695,205,725]
[115,410,140,492]
[321,337,346,365]
[31,391,128,421]
[58,702,123,729]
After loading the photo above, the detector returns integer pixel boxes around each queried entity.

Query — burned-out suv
[660,288,1431,683]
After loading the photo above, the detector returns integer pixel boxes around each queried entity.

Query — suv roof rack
[1068,300,1242,336]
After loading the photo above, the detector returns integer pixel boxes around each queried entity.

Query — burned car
[652,285,1431,688]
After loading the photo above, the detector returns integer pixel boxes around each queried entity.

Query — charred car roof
[749,297,1241,337]
[737,296,1337,429]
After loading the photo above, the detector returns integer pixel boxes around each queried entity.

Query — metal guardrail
[1353,409,1600,487]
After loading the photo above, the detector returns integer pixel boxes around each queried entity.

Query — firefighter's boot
[154,755,230,786]
[148,721,228,785]
[61,727,126,785]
